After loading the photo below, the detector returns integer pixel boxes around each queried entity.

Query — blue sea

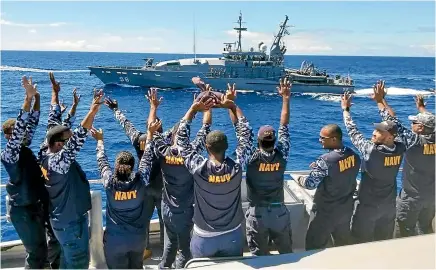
[1,51,435,241]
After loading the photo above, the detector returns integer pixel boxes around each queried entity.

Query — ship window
[133,73,138,75]
[122,72,127,74]
[166,62,180,66]
[101,71,104,73]
[117,72,121,74]
[140,73,142,75]
[106,71,111,73]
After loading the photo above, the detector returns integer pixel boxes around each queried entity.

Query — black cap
[46,125,70,145]
[373,120,398,136]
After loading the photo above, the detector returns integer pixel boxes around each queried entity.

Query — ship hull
[89,67,354,94]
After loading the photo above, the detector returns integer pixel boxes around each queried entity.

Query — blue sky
[1,1,435,56]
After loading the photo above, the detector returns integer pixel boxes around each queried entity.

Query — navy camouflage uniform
[96,139,155,269]
[245,125,293,255]
[39,104,91,269]
[344,113,405,243]
[113,109,172,249]
[379,109,435,237]
[37,104,76,268]
[2,109,49,269]
[153,123,210,268]
[177,117,253,258]
[297,146,361,250]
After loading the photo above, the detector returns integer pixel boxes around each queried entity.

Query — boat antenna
[234,11,247,52]
[193,13,197,62]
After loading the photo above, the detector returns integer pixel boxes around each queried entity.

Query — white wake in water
[355,87,434,96]
[0,66,88,73]
[298,87,434,103]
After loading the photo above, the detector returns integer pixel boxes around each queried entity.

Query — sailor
[145,88,211,268]
[90,120,160,269]
[341,88,406,243]
[296,124,361,250]
[376,87,435,236]
[176,88,253,258]
[244,78,292,255]
[37,72,81,269]
[1,77,48,269]
[104,96,171,259]
[39,89,104,269]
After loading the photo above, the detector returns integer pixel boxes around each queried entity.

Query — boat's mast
[193,14,197,62]
[269,15,292,61]
[234,11,247,52]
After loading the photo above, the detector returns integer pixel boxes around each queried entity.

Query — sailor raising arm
[1,76,50,269]
[244,78,293,256]
[342,87,405,244]
[296,122,361,251]
[176,88,253,258]
[90,120,159,269]
[148,86,211,268]
[376,85,435,237]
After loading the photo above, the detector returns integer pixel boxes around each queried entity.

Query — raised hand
[21,75,38,98]
[148,119,162,134]
[192,77,207,92]
[146,87,163,108]
[225,83,237,101]
[341,91,353,110]
[414,94,426,109]
[370,80,386,102]
[104,97,118,111]
[72,88,81,106]
[89,127,104,141]
[192,94,216,112]
[91,89,104,112]
[60,99,68,114]
[49,72,61,93]
[277,78,291,99]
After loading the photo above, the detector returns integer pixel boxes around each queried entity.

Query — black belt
[249,202,284,208]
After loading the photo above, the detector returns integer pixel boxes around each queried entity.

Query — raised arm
[296,157,329,190]
[190,110,212,153]
[374,85,420,149]
[24,91,41,146]
[90,128,112,188]
[277,78,291,161]
[1,76,37,164]
[233,106,253,169]
[177,96,215,173]
[138,121,161,184]
[104,97,141,144]
[342,92,374,161]
[61,88,80,128]
[48,89,104,174]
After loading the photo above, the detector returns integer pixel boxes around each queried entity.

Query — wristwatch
[343,107,350,112]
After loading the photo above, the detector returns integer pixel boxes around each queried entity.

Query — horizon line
[1,49,435,58]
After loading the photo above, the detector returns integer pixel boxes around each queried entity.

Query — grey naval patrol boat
[88,13,354,94]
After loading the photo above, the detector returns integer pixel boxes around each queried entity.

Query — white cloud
[0,19,67,28]
[45,40,87,49]
[28,29,37,34]
[99,34,123,42]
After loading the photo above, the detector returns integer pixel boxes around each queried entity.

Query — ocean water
[1,51,435,241]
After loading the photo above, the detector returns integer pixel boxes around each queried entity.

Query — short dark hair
[2,118,16,134]
[206,130,228,154]
[114,151,135,183]
[323,124,343,140]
